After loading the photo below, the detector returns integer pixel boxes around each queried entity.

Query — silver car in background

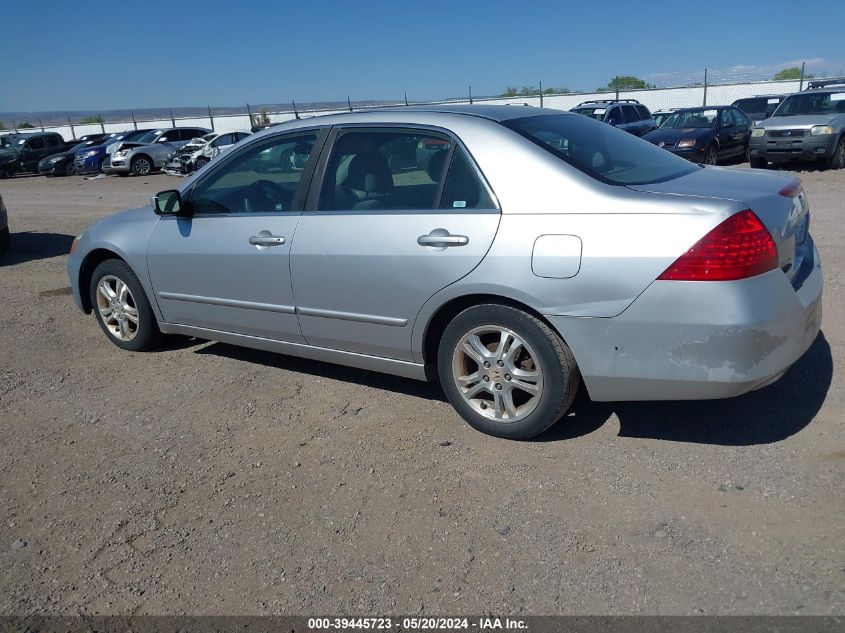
[68,106,822,439]
[104,127,210,176]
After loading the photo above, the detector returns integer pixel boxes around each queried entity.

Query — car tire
[130,155,153,176]
[437,303,580,440]
[65,162,75,177]
[749,156,767,169]
[89,259,162,352]
[824,136,845,170]
[703,144,718,165]
[0,226,9,256]
[195,156,209,170]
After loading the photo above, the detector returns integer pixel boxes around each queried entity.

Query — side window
[190,132,319,214]
[235,132,250,142]
[318,129,451,211]
[156,132,171,143]
[606,107,621,124]
[621,105,639,123]
[733,109,750,127]
[45,135,60,147]
[439,147,494,210]
[213,134,234,147]
[720,109,735,127]
[28,136,46,150]
[635,105,651,120]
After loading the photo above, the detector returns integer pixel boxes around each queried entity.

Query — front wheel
[89,259,162,351]
[194,156,209,170]
[703,144,718,165]
[437,304,580,440]
[130,155,153,176]
[824,137,845,170]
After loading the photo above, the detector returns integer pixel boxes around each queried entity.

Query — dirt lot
[1,166,843,616]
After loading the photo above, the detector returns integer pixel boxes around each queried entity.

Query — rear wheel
[131,155,153,176]
[65,162,75,177]
[194,156,210,170]
[437,304,580,440]
[749,153,767,169]
[89,259,162,351]
[824,136,845,170]
[703,144,718,165]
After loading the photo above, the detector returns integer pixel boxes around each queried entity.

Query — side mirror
[153,189,190,216]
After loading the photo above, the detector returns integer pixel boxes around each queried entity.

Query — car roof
[673,105,732,112]
[372,104,571,122]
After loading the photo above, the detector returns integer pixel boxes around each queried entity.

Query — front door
[146,129,326,342]
[290,127,500,362]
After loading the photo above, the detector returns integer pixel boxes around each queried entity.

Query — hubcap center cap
[488,367,502,381]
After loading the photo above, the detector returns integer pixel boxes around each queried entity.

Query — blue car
[74,129,154,174]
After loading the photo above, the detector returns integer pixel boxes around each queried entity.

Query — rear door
[290,125,500,362]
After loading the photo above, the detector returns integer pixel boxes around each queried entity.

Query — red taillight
[657,209,778,282]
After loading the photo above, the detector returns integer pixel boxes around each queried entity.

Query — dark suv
[732,95,785,124]
[570,99,657,136]
[0,131,66,176]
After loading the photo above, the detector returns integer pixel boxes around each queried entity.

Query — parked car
[163,131,251,174]
[38,133,112,176]
[103,127,210,176]
[68,105,821,440]
[74,129,155,174]
[732,95,785,124]
[0,193,8,256]
[570,99,657,136]
[652,109,677,128]
[642,106,752,165]
[0,131,65,176]
[747,87,845,169]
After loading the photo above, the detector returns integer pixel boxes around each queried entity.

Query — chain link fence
[4,71,842,141]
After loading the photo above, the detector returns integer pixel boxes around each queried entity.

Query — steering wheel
[245,179,292,211]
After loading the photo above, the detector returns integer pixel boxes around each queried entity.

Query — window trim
[304,123,499,214]
[182,126,330,218]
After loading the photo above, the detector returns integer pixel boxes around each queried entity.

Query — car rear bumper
[547,242,823,401]
[749,135,838,162]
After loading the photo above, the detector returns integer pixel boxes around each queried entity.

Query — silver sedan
[68,106,823,439]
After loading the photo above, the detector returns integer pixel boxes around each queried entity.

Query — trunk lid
[629,166,811,284]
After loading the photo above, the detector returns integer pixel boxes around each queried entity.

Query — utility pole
[799,61,806,90]
[208,106,215,131]
[468,85,473,104]
[703,68,708,106]
[539,80,544,108]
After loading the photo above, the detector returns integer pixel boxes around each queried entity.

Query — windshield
[571,107,607,121]
[661,109,718,128]
[0,136,21,149]
[504,114,697,186]
[773,92,845,116]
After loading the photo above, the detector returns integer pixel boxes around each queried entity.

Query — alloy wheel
[451,325,544,422]
[95,275,140,341]
[704,146,718,165]
[133,158,151,175]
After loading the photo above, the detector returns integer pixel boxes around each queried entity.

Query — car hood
[759,114,838,129]
[88,205,156,235]
[643,127,713,143]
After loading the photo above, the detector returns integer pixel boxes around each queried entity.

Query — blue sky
[2,0,844,112]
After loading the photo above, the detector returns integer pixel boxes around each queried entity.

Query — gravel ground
[0,166,843,616]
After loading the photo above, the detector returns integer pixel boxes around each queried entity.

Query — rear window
[504,114,697,186]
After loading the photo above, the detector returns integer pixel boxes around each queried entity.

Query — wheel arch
[420,293,561,376]
[78,248,127,313]
[131,153,154,170]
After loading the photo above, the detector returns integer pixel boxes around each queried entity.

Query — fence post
[246,103,253,126]
[12,121,17,132]
[404,91,409,106]
[208,106,215,131]
[799,61,806,91]
[131,111,137,130]
[292,100,300,120]
[703,68,708,106]
[539,81,543,108]
[468,85,473,104]
[347,96,353,112]
[67,116,76,140]
[99,116,105,134]
[39,119,44,131]
[169,109,176,127]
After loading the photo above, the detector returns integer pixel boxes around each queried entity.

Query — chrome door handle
[417,231,469,248]
[249,233,286,246]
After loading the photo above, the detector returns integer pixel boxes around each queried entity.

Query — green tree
[597,75,655,91]
[0,121,5,130]
[774,67,814,80]
[81,115,104,124]
[501,86,519,97]
[18,122,35,129]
